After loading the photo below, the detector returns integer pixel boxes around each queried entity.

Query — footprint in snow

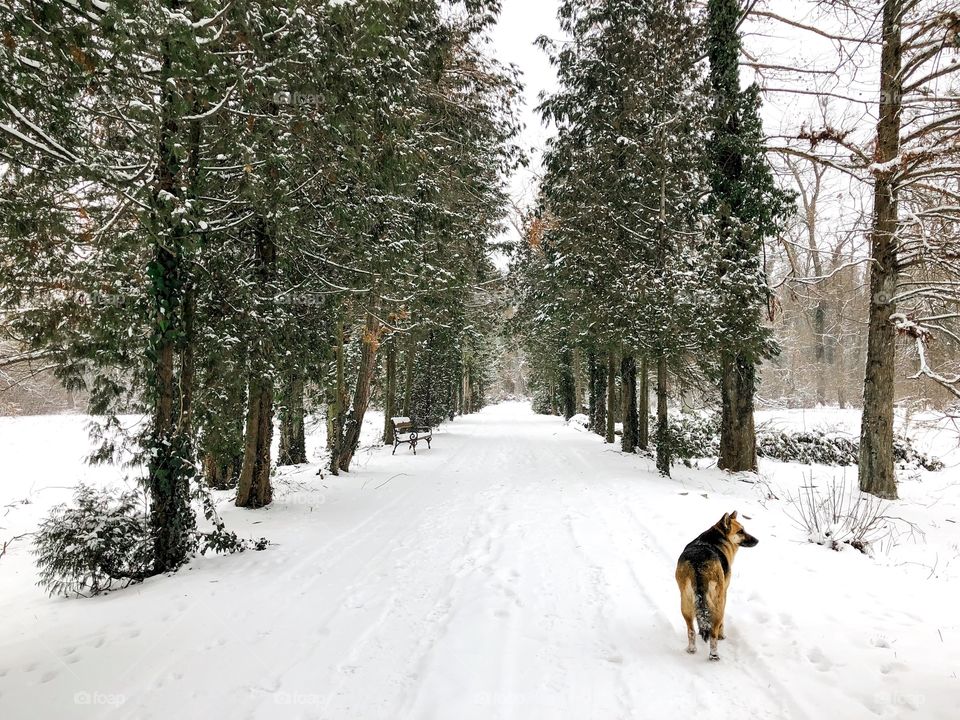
[779,612,797,628]
[806,646,833,671]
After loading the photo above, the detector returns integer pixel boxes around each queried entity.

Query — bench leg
[392,439,398,455]
[411,438,417,455]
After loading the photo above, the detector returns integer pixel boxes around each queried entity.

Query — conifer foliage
[1,0,519,584]
[512,0,791,476]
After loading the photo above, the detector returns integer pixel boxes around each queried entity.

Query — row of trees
[511,0,790,477]
[514,0,960,500]
[0,0,518,573]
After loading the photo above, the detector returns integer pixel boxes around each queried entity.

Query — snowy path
[1,402,957,719]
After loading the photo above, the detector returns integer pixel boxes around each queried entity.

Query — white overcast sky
[488,0,562,215]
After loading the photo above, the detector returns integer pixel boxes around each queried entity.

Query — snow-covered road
[1,402,957,719]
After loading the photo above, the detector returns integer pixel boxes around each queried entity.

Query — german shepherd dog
[675,511,758,661]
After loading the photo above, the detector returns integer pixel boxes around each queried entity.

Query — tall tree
[705,0,792,473]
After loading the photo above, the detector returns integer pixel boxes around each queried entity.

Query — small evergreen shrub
[757,428,942,471]
[757,430,858,465]
[665,413,721,460]
[35,483,270,598]
[651,413,942,471]
[34,485,150,597]
[196,489,269,556]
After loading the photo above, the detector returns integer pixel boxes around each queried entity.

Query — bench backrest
[391,416,414,433]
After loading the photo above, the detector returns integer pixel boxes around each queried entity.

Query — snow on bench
[390,417,433,455]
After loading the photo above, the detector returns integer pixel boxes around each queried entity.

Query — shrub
[34,485,151,597]
[35,483,269,598]
[652,412,943,472]
[757,430,858,465]
[665,412,720,461]
[786,478,918,554]
[757,427,942,471]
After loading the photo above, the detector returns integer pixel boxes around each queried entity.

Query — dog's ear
[719,512,730,530]
[730,510,738,520]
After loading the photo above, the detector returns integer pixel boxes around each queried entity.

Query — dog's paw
[686,646,696,654]
[709,653,720,662]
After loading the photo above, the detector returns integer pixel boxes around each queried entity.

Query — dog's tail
[694,572,712,643]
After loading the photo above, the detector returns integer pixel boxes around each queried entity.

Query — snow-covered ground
[1,402,958,719]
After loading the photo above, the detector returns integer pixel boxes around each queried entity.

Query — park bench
[390,417,433,455]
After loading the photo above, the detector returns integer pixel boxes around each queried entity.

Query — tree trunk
[620,355,638,453]
[588,350,606,436]
[813,301,827,405]
[337,303,382,472]
[383,341,397,444]
[278,374,307,465]
[204,448,242,490]
[462,363,471,414]
[146,26,194,572]
[147,240,193,570]
[638,357,649,450]
[236,219,277,507]
[605,351,616,443]
[236,376,274,507]
[573,347,585,415]
[559,348,576,420]
[859,0,902,500]
[656,355,670,476]
[837,333,847,409]
[402,332,415,416]
[718,351,758,472]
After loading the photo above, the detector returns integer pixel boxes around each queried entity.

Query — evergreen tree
[704,0,793,473]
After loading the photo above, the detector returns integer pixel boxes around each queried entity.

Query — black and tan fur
[675,511,758,661]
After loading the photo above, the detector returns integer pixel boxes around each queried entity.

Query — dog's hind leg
[681,588,696,653]
[706,581,723,661]
[676,566,697,653]
[708,587,728,660]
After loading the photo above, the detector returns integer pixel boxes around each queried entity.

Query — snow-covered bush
[34,483,268,598]
[893,436,943,471]
[786,479,915,554]
[665,412,720,460]
[757,428,942,471]
[34,485,151,597]
[757,430,859,465]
